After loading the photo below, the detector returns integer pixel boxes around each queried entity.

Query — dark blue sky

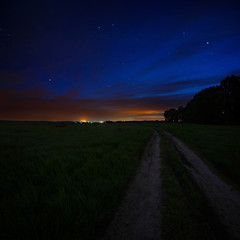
[1,0,240,121]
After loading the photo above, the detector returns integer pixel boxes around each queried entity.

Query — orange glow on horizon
[117,109,164,121]
[0,86,167,122]
[0,110,165,122]
[121,109,162,114]
[0,110,165,121]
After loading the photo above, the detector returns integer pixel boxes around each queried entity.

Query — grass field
[0,122,151,239]
[156,123,240,187]
[1,121,239,239]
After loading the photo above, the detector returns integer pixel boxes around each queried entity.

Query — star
[112,23,115,27]
[97,26,101,30]
[49,78,52,82]
[206,41,210,45]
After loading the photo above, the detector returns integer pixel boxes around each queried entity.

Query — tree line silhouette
[164,75,240,125]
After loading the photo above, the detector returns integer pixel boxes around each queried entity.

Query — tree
[220,75,240,124]
[164,75,240,125]
[164,108,179,122]
[183,86,225,124]
[177,106,184,122]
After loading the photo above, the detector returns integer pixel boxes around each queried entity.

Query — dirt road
[103,131,162,240]
[164,131,240,240]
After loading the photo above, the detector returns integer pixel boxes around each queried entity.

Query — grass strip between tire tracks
[158,130,230,240]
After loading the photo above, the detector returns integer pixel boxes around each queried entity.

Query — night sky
[1,0,240,121]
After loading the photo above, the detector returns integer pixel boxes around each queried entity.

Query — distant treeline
[164,75,240,124]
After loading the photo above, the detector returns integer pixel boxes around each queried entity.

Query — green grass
[0,122,151,239]
[157,123,240,187]
[1,121,238,239]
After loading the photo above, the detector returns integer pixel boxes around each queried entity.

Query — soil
[103,131,162,240]
[164,131,240,240]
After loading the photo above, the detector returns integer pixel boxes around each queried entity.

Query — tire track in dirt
[103,131,162,240]
[164,131,240,240]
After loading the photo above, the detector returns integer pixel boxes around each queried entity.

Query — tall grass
[0,122,151,239]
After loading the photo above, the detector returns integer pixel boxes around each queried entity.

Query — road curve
[103,131,162,240]
[164,130,240,240]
